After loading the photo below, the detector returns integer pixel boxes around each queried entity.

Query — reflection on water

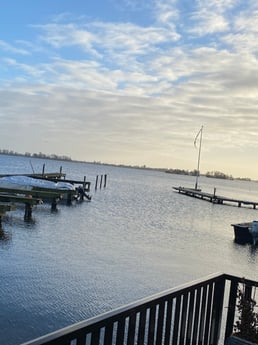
[247,244,258,264]
[1,155,258,344]
[0,227,12,243]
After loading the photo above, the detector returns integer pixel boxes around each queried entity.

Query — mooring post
[24,203,33,220]
[51,198,58,212]
[83,176,86,190]
[100,175,103,189]
[42,164,45,177]
[67,192,72,205]
[95,175,98,190]
[104,174,107,188]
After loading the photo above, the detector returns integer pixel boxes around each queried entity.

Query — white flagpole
[194,126,203,190]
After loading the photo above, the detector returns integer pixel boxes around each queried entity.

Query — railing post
[224,278,239,340]
[210,277,226,345]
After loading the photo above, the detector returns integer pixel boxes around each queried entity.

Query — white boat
[0,175,75,191]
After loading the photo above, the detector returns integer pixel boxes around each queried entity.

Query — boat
[0,175,76,191]
[231,221,258,245]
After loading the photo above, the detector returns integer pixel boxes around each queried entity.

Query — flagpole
[195,126,203,190]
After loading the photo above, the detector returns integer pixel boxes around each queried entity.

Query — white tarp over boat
[0,176,75,191]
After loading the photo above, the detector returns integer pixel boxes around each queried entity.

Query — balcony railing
[22,272,258,345]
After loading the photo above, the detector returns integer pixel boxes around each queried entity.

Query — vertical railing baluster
[164,299,173,345]
[172,295,182,345]
[179,292,189,343]
[127,313,136,345]
[76,332,87,345]
[116,317,126,345]
[203,283,214,343]
[186,289,196,344]
[156,300,165,345]
[91,328,100,345]
[137,309,147,345]
[147,306,157,345]
[192,287,201,345]
[104,322,114,345]
[198,284,208,344]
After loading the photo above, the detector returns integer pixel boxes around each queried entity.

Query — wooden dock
[173,186,258,209]
[0,193,42,222]
[0,169,92,226]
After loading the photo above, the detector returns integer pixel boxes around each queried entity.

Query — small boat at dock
[0,175,75,191]
[232,221,258,245]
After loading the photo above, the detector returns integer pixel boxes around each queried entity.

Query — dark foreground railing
[22,273,258,345]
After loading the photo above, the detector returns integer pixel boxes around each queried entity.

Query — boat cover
[0,176,75,191]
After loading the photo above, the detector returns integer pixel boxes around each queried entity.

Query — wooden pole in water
[95,175,98,190]
[42,164,45,177]
[83,176,86,190]
[104,174,107,188]
[24,203,33,220]
[100,175,103,189]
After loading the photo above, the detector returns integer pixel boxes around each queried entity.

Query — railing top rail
[224,273,258,287]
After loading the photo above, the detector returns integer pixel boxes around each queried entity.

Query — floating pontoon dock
[173,186,258,209]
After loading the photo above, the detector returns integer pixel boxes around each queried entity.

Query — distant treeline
[166,169,251,181]
[165,168,199,176]
[205,171,233,180]
[0,149,72,162]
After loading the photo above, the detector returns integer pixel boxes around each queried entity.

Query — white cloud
[1,0,258,177]
[0,40,30,55]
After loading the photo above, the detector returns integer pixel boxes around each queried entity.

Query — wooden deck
[173,186,258,209]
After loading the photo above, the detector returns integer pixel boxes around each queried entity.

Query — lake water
[0,154,258,345]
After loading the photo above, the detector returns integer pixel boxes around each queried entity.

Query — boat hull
[232,223,253,244]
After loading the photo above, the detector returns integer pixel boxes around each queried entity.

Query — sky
[1,0,258,178]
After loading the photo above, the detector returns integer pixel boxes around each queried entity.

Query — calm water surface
[0,155,258,344]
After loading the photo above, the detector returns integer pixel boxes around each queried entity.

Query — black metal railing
[22,273,258,345]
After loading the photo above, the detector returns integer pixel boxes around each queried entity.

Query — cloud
[0,40,30,55]
[1,0,258,176]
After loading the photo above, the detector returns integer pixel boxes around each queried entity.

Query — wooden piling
[95,175,98,190]
[51,198,58,212]
[24,203,33,221]
[42,164,45,177]
[104,174,107,188]
[100,175,103,189]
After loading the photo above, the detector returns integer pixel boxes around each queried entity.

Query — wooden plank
[0,187,62,200]
[0,193,42,205]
